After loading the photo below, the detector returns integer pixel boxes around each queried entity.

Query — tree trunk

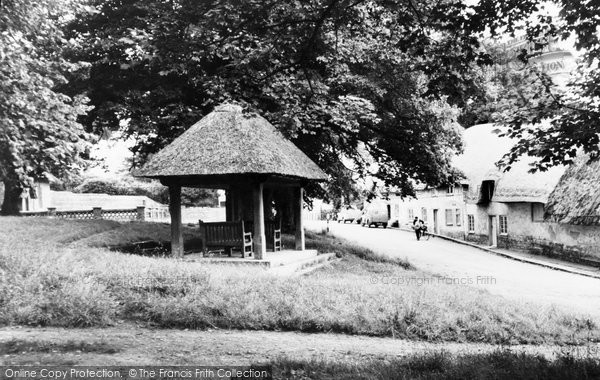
[1,180,22,215]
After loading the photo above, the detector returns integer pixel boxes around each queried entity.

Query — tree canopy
[3,0,598,214]
[64,0,495,202]
[0,0,92,214]
[473,0,600,172]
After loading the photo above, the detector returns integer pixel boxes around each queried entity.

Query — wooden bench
[198,220,253,257]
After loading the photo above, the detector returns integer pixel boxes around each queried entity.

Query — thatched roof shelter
[453,123,565,203]
[134,103,327,258]
[546,154,600,225]
[134,103,327,183]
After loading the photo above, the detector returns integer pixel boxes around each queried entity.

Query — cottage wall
[464,203,491,245]
[394,191,600,264]
[463,201,600,263]
[20,181,51,212]
[394,187,467,239]
[496,203,600,262]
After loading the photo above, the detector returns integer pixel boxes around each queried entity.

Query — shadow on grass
[0,339,120,355]
[271,349,600,380]
[283,230,414,270]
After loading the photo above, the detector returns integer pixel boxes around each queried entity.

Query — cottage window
[445,209,454,226]
[408,208,414,220]
[455,209,462,226]
[480,180,495,203]
[447,185,454,194]
[499,215,508,235]
[467,215,475,233]
[531,203,544,222]
[421,208,428,222]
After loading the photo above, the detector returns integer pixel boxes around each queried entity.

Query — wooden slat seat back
[199,220,253,257]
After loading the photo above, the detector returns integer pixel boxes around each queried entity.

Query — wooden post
[235,188,245,221]
[136,206,145,221]
[169,185,184,257]
[92,207,103,219]
[263,187,274,220]
[225,189,233,221]
[252,182,266,259]
[294,186,305,250]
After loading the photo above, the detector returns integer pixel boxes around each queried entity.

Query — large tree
[471,0,600,171]
[0,0,92,214]
[64,0,494,202]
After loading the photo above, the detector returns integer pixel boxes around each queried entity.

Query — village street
[312,222,600,319]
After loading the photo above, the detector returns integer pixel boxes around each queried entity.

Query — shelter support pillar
[253,182,266,259]
[225,189,233,222]
[263,187,274,220]
[294,186,305,251]
[235,188,245,221]
[169,185,183,257]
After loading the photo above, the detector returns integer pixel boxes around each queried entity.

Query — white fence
[21,206,227,224]
[21,206,146,221]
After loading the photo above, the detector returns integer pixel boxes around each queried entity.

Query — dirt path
[2,326,596,366]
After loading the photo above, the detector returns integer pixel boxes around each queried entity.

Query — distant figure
[419,219,428,237]
[412,217,422,241]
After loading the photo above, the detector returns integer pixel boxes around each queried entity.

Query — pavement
[308,221,600,319]
[409,228,600,279]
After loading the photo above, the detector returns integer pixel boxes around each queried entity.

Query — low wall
[465,233,489,245]
[498,234,600,266]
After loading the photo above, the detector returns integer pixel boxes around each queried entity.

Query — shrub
[74,178,218,207]
[271,350,600,380]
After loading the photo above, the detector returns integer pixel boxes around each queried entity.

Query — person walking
[419,219,427,239]
[412,217,422,241]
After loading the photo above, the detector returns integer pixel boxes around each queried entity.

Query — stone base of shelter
[183,249,337,274]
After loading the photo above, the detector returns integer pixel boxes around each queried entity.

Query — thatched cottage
[391,123,600,265]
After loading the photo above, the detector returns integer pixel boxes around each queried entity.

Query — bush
[74,178,218,206]
[272,349,600,380]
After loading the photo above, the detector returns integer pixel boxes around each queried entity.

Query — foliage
[273,350,600,380]
[472,0,600,171]
[0,0,93,214]
[74,178,218,207]
[62,0,498,201]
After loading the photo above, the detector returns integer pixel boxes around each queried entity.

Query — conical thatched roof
[134,103,328,181]
[546,154,600,225]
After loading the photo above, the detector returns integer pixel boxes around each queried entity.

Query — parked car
[361,205,389,228]
[337,207,362,224]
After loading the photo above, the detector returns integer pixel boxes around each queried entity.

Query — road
[310,221,600,319]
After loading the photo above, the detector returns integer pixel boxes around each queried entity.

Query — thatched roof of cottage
[453,123,565,203]
[133,103,328,182]
[545,155,600,225]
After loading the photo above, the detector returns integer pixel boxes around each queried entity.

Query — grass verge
[271,349,600,380]
[1,217,598,345]
[0,339,119,355]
